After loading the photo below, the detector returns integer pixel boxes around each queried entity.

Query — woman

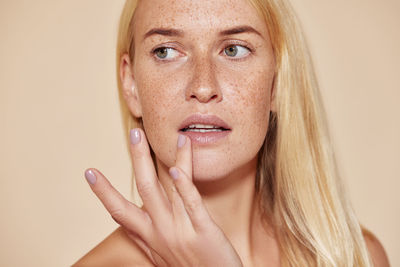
[73,0,390,266]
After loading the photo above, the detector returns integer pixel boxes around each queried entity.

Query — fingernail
[130,128,141,145]
[85,169,97,185]
[177,134,186,148]
[169,167,179,180]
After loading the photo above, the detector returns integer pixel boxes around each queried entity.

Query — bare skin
[75,0,279,265]
[73,0,391,266]
[75,130,280,266]
[72,226,389,267]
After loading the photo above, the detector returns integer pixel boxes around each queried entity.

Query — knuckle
[96,187,108,199]
[185,196,202,216]
[132,145,148,159]
[110,207,126,225]
[137,181,154,199]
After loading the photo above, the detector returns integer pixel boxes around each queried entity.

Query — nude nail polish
[130,129,141,145]
[178,134,186,148]
[85,169,96,185]
[169,168,179,180]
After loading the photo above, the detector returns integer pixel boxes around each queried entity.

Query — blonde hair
[116,0,373,266]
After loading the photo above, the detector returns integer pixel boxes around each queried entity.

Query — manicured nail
[85,169,97,185]
[169,167,179,180]
[177,134,186,148]
[130,129,141,145]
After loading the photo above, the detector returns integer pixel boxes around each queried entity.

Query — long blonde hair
[116,0,373,266]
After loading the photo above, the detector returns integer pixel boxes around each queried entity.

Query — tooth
[186,129,223,132]
[188,124,220,129]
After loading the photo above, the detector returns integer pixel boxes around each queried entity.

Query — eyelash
[150,43,253,63]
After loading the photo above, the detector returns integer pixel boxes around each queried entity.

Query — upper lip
[179,114,231,131]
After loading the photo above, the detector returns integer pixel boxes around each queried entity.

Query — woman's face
[130,0,276,181]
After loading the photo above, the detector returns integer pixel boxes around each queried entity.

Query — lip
[178,114,231,145]
[178,114,231,131]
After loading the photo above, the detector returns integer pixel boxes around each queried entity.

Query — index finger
[175,134,192,180]
[84,168,152,241]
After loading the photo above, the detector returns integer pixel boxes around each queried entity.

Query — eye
[152,44,251,62]
[152,47,180,60]
[224,45,251,58]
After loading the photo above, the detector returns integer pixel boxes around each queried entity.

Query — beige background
[0,0,398,266]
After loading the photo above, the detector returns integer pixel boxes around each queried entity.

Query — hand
[84,128,243,267]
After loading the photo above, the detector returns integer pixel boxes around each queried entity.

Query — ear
[120,53,142,118]
[270,74,277,112]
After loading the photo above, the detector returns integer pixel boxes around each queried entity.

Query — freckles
[139,67,182,122]
[228,78,270,137]
[236,83,268,108]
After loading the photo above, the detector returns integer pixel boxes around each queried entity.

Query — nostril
[189,86,221,103]
[190,94,218,101]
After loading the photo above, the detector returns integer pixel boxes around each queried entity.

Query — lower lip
[179,130,231,145]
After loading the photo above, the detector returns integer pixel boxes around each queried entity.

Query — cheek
[139,85,174,135]
[226,73,272,167]
[136,64,180,125]
[135,72,182,166]
[229,72,272,129]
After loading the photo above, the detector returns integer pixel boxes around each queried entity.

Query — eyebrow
[142,25,263,41]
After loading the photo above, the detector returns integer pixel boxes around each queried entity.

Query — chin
[191,146,260,185]
[191,152,234,181]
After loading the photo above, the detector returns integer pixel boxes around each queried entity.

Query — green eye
[155,47,168,58]
[224,45,250,58]
[152,45,250,61]
[225,46,238,57]
[153,47,179,60]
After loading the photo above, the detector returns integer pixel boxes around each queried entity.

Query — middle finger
[129,128,172,226]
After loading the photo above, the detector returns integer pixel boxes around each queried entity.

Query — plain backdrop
[0,0,398,266]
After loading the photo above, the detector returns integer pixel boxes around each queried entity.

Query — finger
[170,134,196,228]
[175,134,192,180]
[169,177,196,232]
[129,128,172,226]
[169,166,212,232]
[84,168,152,241]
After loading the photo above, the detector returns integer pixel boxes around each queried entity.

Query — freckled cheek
[138,92,175,161]
[136,66,184,131]
[234,80,271,135]
[139,83,178,134]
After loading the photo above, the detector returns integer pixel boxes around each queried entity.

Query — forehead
[133,0,268,39]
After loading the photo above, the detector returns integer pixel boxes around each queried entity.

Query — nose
[185,54,223,103]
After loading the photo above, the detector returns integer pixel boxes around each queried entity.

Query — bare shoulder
[72,227,154,267]
[362,228,390,267]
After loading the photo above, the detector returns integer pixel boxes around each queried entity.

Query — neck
[193,156,259,242]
